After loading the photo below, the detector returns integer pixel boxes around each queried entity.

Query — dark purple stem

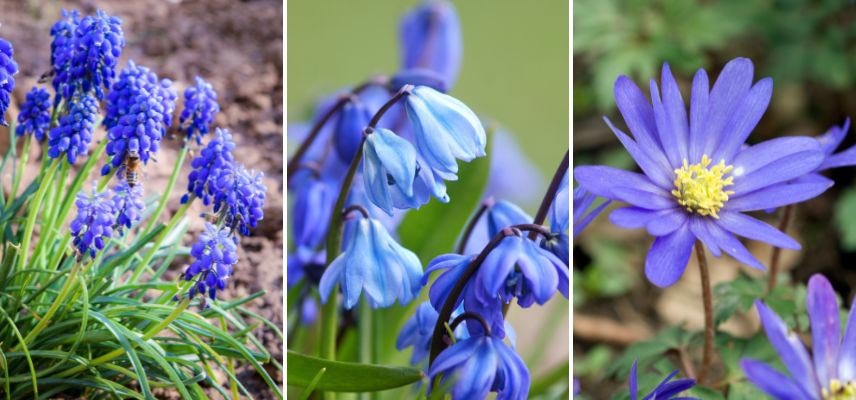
[368,85,413,128]
[449,312,492,337]
[528,150,569,240]
[342,204,370,219]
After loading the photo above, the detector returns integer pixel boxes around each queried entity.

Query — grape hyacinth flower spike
[399,0,462,87]
[740,274,856,399]
[180,76,220,144]
[0,38,18,126]
[183,127,235,205]
[49,9,80,104]
[212,163,267,236]
[318,210,423,309]
[426,315,529,400]
[111,180,144,234]
[16,87,51,140]
[48,93,98,164]
[404,85,486,181]
[70,184,116,260]
[66,10,125,100]
[183,223,238,300]
[628,359,697,400]
[574,58,833,288]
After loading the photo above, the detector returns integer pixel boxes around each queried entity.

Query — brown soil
[0,0,283,397]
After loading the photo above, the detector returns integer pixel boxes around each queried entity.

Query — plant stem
[7,134,31,209]
[142,145,190,235]
[456,200,491,254]
[695,241,714,385]
[128,200,192,284]
[15,159,60,280]
[15,260,87,351]
[358,299,373,400]
[767,204,793,292]
[528,150,569,239]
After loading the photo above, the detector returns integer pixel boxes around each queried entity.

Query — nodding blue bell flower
[293,170,338,254]
[362,127,427,215]
[183,127,236,205]
[473,234,568,309]
[180,76,220,144]
[16,87,51,140]
[628,359,697,400]
[111,180,144,234]
[102,61,177,175]
[399,0,462,88]
[391,68,449,93]
[66,10,125,101]
[404,86,486,181]
[0,38,18,126]
[550,171,570,233]
[486,199,532,238]
[318,215,423,309]
[70,184,115,260]
[427,330,530,400]
[334,99,371,163]
[396,302,440,366]
[184,223,238,301]
[48,93,98,164]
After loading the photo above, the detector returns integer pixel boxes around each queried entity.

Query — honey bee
[124,149,142,187]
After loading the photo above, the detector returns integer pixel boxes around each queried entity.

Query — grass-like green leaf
[287,350,423,392]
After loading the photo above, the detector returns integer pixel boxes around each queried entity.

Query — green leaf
[835,185,856,251]
[397,126,493,262]
[286,350,423,392]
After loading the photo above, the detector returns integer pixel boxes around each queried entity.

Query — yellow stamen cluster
[823,379,856,400]
[671,155,734,219]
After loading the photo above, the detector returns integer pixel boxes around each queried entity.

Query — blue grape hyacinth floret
[48,94,98,164]
[70,185,115,259]
[102,61,177,174]
[741,274,856,399]
[0,38,18,126]
[180,76,220,144]
[212,163,267,236]
[16,87,51,140]
[67,10,124,100]
[184,223,238,300]
[183,127,236,205]
[574,57,835,288]
[111,180,144,234]
[427,330,529,400]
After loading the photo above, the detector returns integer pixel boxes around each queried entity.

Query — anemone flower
[574,58,833,287]
[741,274,855,399]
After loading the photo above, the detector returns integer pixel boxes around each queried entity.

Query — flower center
[671,155,734,219]
[823,379,856,400]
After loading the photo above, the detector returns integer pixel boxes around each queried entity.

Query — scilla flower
[183,127,235,205]
[396,302,441,365]
[334,99,370,163]
[427,326,529,400]
[213,163,267,236]
[67,10,125,100]
[628,359,697,400]
[574,58,834,287]
[180,76,220,144]
[111,180,144,234]
[318,214,422,309]
[102,61,177,174]
[740,274,856,399]
[362,127,423,214]
[399,0,462,87]
[293,170,337,254]
[404,86,486,181]
[184,223,238,300]
[70,185,115,259]
[48,94,98,164]
[16,87,51,140]
[0,38,18,126]
[486,200,531,238]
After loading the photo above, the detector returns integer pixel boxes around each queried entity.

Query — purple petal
[731,149,824,194]
[603,116,674,189]
[717,212,799,250]
[712,77,773,163]
[573,165,667,200]
[646,208,687,236]
[608,207,662,229]
[689,68,710,162]
[611,187,676,210]
[659,63,690,164]
[689,216,721,257]
[630,359,638,400]
[698,58,754,160]
[839,297,856,381]
[820,144,856,170]
[644,223,695,287]
[807,274,841,386]
[755,301,820,397]
[707,222,764,270]
[741,359,813,400]
[732,137,820,176]
[614,76,668,162]
[726,176,833,212]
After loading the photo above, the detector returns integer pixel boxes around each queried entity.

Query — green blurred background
[287,0,569,176]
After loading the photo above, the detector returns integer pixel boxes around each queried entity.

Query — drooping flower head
[180,76,220,144]
[64,10,125,101]
[111,180,144,234]
[183,127,236,205]
[102,61,177,174]
[628,359,697,400]
[292,169,337,255]
[318,215,423,309]
[397,302,441,366]
[574,58,834,287]
[486,200,531,238]
[399,0,462,87]
[427,330,529,400]
[184,223,238,300]
[741,274,856,399]
[0,38,18,126]
[404,85,486,181]
[16,87,51,140]
[70,184,115,259]
[48,93,98,164]
[212,163,267,236]
[333,98,370,163]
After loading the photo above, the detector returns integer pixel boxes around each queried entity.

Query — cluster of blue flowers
[51,10,124,102]
[184,223,239,300]
[102,61,177,174]
[16,88,51,140]
[70,185,116,259]
[47,93,98,164]
[180,76,220,144]
[0,38,17,126]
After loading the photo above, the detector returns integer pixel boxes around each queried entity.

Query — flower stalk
[767,204,794,291]
[695,241,714,385]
